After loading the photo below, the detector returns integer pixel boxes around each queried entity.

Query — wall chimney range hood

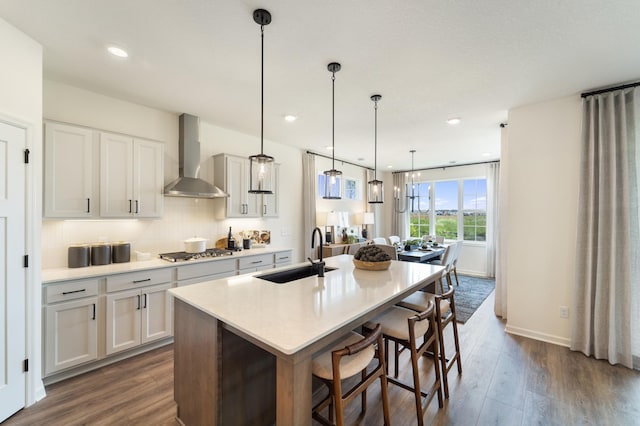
[164,113,228,198]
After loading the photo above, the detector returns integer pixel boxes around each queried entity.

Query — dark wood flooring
[5,292,639,425]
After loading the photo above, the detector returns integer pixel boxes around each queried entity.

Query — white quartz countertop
[169,254,444,356]
[42,246,292,283]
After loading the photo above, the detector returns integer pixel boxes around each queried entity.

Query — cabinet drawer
[238,254,273,270]
[177,259,236,281]
[274,250,293,264]
[106,268,173,293]
[178,270,237,287]
[46,279,99,304]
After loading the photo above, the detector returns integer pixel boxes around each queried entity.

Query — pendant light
[248,9,275,194]
[393,150,424,213]
[323,62,343,199]
[367,94,384,203]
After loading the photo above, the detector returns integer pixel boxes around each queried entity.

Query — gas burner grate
[159,248,234,262]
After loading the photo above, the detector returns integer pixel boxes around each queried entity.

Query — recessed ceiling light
[449,160,457,164]
[325,145,334,151]
[482,152,491,157]
[446,117,461,125]
[387,165,393,168]
[284,115,297,122]
[357,157,365,161]
[107,46,128,58]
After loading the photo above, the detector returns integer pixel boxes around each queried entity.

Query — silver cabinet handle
[129,199,133,213]
[133,278,151,284]
[87,198,91,213]
[251,260,263,264]
[136,295,141,310]
[135,200,139,214]
[263,205,267,215]
[92,303,96,320]
[143,293,147,309]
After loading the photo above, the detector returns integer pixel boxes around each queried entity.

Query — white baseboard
[34,383,46,403]
[505,324,570,347]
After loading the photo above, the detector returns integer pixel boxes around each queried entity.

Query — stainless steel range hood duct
[164,113,228,198]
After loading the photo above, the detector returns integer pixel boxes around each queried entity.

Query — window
[409,182,430,237]
[344,177,360,200]
[317,173,342,198]
[434,180,458,240]
[407,177,488,242]
[463,179,487,241]
[318,173,361,200]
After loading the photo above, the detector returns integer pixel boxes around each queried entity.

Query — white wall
[42,80,304,268]
[504,95,582,346]
[0,16,44,404]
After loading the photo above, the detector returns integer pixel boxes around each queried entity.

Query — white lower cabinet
[45,297,98,375]
[106,282,172,355]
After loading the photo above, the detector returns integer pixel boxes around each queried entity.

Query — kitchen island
[169,254,444,426]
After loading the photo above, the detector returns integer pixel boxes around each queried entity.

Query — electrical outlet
[559,306,569,318]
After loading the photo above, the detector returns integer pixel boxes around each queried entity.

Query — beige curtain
[571,87,639,369]
[495,127,509,318]
[302,152,317,259]
[485,162,500,278]
[391,172,409,239]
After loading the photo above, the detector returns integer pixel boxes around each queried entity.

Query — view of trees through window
[408,177,487,242]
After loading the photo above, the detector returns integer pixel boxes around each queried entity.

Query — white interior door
[0,121,26,422]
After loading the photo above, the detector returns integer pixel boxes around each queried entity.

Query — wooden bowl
[353,259,391,271]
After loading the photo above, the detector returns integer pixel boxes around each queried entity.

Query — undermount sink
[257,265,338,284]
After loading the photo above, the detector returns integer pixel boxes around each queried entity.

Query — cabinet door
[133,139,163,218]
[225,155,260,217]
[262,163,279,217]
[141,283,173,344]
[45,297,98,375]
[106,289,141,355]
[44,122,95,218]
[100,132,134,217]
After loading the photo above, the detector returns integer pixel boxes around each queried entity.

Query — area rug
[451,275,495,323]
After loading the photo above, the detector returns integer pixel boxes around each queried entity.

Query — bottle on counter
[227,226,236,250]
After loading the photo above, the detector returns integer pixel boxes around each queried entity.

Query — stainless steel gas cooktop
[159,248,234,262]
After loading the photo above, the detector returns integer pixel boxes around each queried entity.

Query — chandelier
[393,150,426,213]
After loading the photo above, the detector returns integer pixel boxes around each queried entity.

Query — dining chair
[397,286,461,399]
[364,302,443,426]
[388,235,401,246]
[435,235,445,244]
[372,237,387,245]
[374,244,398,261]
[449,240,463,286]
[311,324,390,426]
[347,242,365,255]
[427,243,456,291]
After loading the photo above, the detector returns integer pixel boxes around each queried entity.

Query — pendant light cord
[374,99,378,180]
[260,24,265,155]
[331,70,336,169]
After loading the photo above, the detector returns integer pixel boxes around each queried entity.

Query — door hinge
[24,148,30,164]
[23,255,29,268]
[23,359,29,372]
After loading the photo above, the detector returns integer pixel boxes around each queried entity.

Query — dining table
[397,245,446,263]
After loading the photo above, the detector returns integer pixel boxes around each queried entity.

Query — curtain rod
[306,150,373,171]
[392,159,500,175]
[581,81,640,98]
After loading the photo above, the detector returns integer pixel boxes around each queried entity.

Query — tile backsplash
[42,197,268,268]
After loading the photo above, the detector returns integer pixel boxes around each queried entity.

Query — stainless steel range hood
[164,113,228,198]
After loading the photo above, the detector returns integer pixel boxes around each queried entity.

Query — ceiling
[1,0,639,171]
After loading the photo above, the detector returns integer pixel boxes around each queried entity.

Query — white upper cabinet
[100,132,163,218]
[44,122,97,218]
[213,153,279,219]
[214,154,260,218]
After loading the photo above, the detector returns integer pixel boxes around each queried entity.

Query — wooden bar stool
[398,286,462,398]
[365,302,443,426]
[311,324,390,426]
